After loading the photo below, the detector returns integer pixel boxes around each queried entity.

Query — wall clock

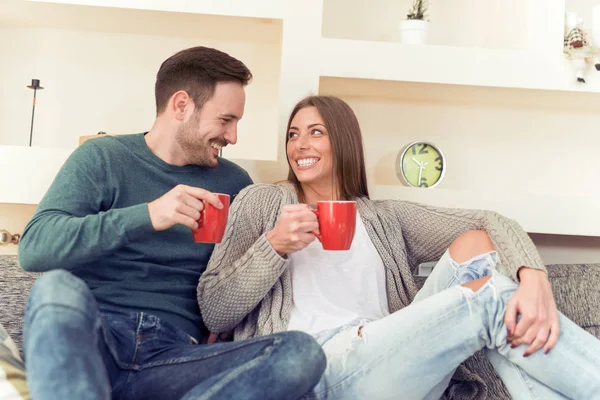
[397,141,446,188]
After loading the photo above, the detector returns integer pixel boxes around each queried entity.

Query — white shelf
[4,0,282,43]
[370,185,600,237]
[26,0,284,19]
[321,0,560,53]
[0,146,72,204]
[317,38,600,94]
[1,0,283,162]
[319,77,600,113]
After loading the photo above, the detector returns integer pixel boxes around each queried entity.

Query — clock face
[398,142,446,188]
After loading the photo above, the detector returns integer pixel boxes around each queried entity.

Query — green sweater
[19,133,253,341]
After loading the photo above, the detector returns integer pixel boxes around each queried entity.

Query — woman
[198,96,600,399]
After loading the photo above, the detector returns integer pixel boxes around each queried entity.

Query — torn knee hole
[461,276,492,292]
[356,324,368,342]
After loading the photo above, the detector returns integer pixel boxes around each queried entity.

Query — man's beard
[175,119,215,167]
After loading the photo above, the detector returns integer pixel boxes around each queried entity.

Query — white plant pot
[399,19,429,45]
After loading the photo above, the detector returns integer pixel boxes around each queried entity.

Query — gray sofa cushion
[1,255,599,399]
[0,256,38,351]
[547,263,600,337]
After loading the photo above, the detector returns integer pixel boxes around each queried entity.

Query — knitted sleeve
[197,184,287,333]
[378,200,546,281]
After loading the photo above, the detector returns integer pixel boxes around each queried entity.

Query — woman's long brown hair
[285,96,369,202]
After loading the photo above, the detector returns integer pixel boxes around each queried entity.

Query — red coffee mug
[192,193,230,243]
[312,201,357,250]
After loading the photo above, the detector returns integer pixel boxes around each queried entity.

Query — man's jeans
[23,270,326,400]
[306,250,600,399]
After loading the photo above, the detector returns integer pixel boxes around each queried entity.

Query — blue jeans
[306,250,600,399]
[23,270,326,400]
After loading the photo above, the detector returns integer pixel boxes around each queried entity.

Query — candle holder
[26,79,44,146]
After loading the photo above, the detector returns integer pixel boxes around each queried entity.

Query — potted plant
[399,0,430,45]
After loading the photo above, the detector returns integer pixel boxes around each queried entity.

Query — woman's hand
[266,204,319,256]
[504,267,560,356]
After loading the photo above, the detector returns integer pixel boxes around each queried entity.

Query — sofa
[1,255,599,399]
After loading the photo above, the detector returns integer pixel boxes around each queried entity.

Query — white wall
[341,96,599,199]
[567,0,600,26]
[323,0,536,50]
[0,22,281,160]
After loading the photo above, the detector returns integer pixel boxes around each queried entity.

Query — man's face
[176,81,246,167]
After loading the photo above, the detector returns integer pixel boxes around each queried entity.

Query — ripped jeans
[305,250,600,399]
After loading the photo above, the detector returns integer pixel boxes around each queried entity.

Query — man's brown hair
[155,46,252,114]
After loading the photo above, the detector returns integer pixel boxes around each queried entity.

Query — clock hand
[417,165,423,186]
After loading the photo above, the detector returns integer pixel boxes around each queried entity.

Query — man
[18,46,326,400]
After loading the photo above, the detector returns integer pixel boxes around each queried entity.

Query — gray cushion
[0,256,39,351]
[547,263,600,337]
[1,256,599,400]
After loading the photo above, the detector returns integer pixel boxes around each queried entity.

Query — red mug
[312,201,357,250]
[192,193,230,243]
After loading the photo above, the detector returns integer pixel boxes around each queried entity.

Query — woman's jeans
[305,250,600,399]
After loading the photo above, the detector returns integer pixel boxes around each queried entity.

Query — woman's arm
[197,184,288,333]
[389,200,563,356]
[381,200,545,281]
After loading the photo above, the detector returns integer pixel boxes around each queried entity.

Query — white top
[286,212,390,335]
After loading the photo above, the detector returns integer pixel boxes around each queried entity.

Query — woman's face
[286,106,333,187]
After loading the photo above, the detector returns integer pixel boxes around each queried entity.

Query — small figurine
[563,12,600,83]
[566,27,588,49]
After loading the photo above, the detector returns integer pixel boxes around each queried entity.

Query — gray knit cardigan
[197,183,545,398]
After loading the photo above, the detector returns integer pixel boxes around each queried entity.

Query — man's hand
[147,185,223,231]
[266,204,319,256]
[504,267,560,356]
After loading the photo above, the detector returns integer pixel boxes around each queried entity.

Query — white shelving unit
[317,38,600,94]
[0,146,72,204]
[371,185,600,237]
[27,0,284,19]
[2,0,599,240]
[1,0,283,160]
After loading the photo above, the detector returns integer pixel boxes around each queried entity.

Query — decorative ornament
[563,13,600,83]
[26,79,44,146]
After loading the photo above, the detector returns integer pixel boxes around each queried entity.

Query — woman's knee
[449,230,495,264]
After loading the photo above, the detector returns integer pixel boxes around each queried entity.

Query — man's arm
[18,141,154,272]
